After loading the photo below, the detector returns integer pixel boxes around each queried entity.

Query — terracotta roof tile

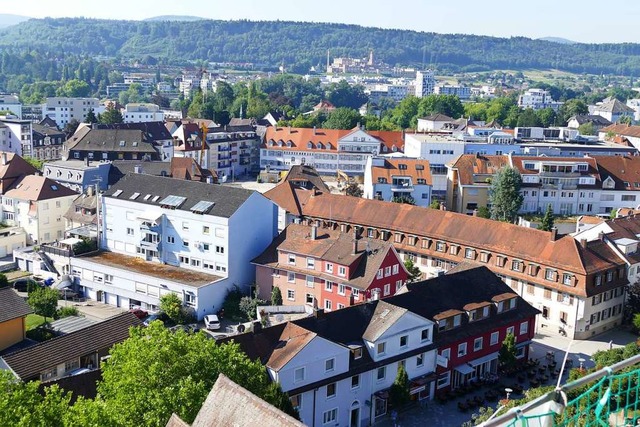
[448,154,509,185]
[267,323,316,371]
[596,155,640,190]
[370,158,432,186]
[5,175,78,201]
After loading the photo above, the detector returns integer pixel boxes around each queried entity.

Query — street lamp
[505,387,513,401]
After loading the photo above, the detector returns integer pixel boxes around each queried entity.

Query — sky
[3,0,640,44]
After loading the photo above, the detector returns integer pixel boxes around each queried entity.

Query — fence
[483,354,640,427]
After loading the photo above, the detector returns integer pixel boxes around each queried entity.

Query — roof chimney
[311,225,317,240]
[598,231,605,241]
[314,308,325,319]
[87,186,94,196]
[313,126,317,135]
[134,164,143,174]
[353,236,358,255]
[472,209,478,217]
[580,238,587,249]
[1,152,6,166]
[206,175,213,184]
[550,227,558,241]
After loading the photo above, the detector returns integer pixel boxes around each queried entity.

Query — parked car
[204,314,221,330]
[129,308,148,319]
[58,288,81,300]
[142,313,169,326]
[169,324,200,334]
[12,279,40,292]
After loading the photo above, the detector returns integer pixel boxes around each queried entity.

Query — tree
[535,108,556,127]
[404,258,422,283]
[85,108,97,124]
[57,306,79,319]
[417,94,464,119]
[539,204,555,231]
[57,78,90,97]
[0,370,71,426]
[389,365,410,407]
[326,80,368,110]
[160,293,185,324]
[477,206,491,219]
[24,156,44,171]
[99,102,123,124]
[499,332,517,369]
[28,286,59,322]
[489,167,524,223]
[63,119,81,138]
[271,286,283,306]
[322,107,361,130]
[344,183,363,198]
[0,273,7,289]
[625,280,640,321]
[391,195,416,205]
[516,108,542,127]
[577,122,595,135]
[633,313,640,333]
[97,322,297,426]
[619,115,633,125]
[429,200,441,210]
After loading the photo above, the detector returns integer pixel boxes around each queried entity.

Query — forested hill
[2,17,640,75]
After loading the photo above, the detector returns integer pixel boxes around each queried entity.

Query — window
[307,257,315,269]
[287,272,295,283]
[288,254,295,265]
[416,353,424,367]
[325,280,332,291]
[400,335,408,347]
[216,246,225,254]
[526,284,535,295]
[560,311,569,324]
[595,275,602,286]
[203,243,210,251]
[182,221,189,231]
[294,367,305,382]
[203,226,210,234]
[183,239,189,248]
[326,382,336,398]
[338,266,346,276]
[306,275,314,288]
[474,337,483,351]
[383,283,391,296]
[377,342,386,355]
[352,288,359,299]
[606,271,613,282]
[385,266,392,276]
[458,342,467,357]
[544,288,552,299]
[351,374,360,389]
[563,273,572,286]
[465,248,474,259]
[338,284,346,295]
[323,408,337,424]
[545,269,555,281]
[520,321,529,335]
[325,358,335,372]
[326,262,333,273]
[421,328,431,342]
[507,326,515,336]
[490,331,499,345]
[436,241,446,252]
[287,289,295,300]
[437,372,451,389]
[324,299,332,311]
[306,294,314,305]
[377,366,386,381]
[512,260,522,271]
[290,394,302,411]
[126,227,134,236]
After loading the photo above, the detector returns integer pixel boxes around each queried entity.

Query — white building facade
[43,97,100,129]
[415,71,435,98]
[123,103,165,123]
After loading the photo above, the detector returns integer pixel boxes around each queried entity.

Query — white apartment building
[2,175,78,244]
[518,89,562,111]
[69,173,278,318]
[0,95,22,118]
[123,103,165,123]
[363,157,433,207]
[0,118,29,156]
[43,97,100,129]
[415,70,435,98]
[404,133,465,199]
[434,85,471,100]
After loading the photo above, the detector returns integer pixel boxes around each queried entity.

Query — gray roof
[95,122,173,142]
[362,300,408,342]
[188,374,304,427]
[109,160,171,186]
[595,98,635,114]
[69,129,156,153]
[569,115,612,126]
[45,159,108,171]
[47,316,95,335]
[0,288,32,323]
[1,312,141,380]
[104,173,256,218]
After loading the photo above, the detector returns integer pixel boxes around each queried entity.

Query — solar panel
[190,200,214,214]
[159,195,186,208]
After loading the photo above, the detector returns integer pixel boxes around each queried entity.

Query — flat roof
[75,251,223,287]
[45,160,110,170]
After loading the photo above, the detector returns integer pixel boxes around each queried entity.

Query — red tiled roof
[371,158,432,186]
[448,154,509,186]
[600,124,640,138]
[263,127,404,153]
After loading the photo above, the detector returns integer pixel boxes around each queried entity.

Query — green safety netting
[501,367,640,427]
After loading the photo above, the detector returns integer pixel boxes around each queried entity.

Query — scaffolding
[483,354,640,427]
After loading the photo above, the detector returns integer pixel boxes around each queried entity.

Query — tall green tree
[539,204,555,231]
[578,122,595,135]
[326,80,368,110]
[85,108,97,124]
[498,332,517,369]
[389,365,410,407]
[27,286,59,322]
[489,167,524,223]
[322,107,361,130]
[417,94,464,119]
[99,102,123,124]
[516,108,542,127]
[0,273,7,288]
[404,258,422,283]
[159,293,184,324]
[98,322,297,426]
[271,286,283,306]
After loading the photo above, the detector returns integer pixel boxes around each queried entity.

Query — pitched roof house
[0,288,33,352]
[0,152,38,194]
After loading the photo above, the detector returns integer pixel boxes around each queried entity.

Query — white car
[204,314,221,330]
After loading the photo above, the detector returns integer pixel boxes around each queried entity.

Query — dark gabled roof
[283,165,331,193]
[1,312,141,380]
[0,288,32,323]
[32,123,65,138]
[95,122,173,142]
[108,160,171,186]
[103,173,257,218]
[569,115,612,126]
[5,175,79,201]
[69,129,157,153]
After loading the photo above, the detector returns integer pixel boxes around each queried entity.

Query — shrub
[57,306,79,319]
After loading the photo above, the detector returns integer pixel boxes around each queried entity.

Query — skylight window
[190,200,214,214]
[130,192,140,200]
[113,190,123,197]
[152,196,160,202]
[119,141,126,147]
[51,185,58,191]
[143,194,152,201]
[159,195,186,209]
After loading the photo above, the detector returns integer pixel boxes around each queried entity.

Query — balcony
[539,171,580,178]
[218,154,232,160]
[391,184,414,192]
[140,238,160,251]
[217,146,231,152]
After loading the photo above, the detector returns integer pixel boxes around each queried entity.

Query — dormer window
[378,177,387,184]
[352,346,363,359]
[421,328,431,342]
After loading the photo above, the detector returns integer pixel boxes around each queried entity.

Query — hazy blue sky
[5,0,639,43]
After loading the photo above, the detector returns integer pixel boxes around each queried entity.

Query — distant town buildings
[43,97,101,129]
[517,89,563,111]
[415,70,436,98]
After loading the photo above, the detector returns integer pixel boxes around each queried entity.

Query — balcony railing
[539,171,580,178]
[391,185,414,192]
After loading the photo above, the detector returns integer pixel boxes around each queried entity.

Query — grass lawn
[25,313,45,330]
